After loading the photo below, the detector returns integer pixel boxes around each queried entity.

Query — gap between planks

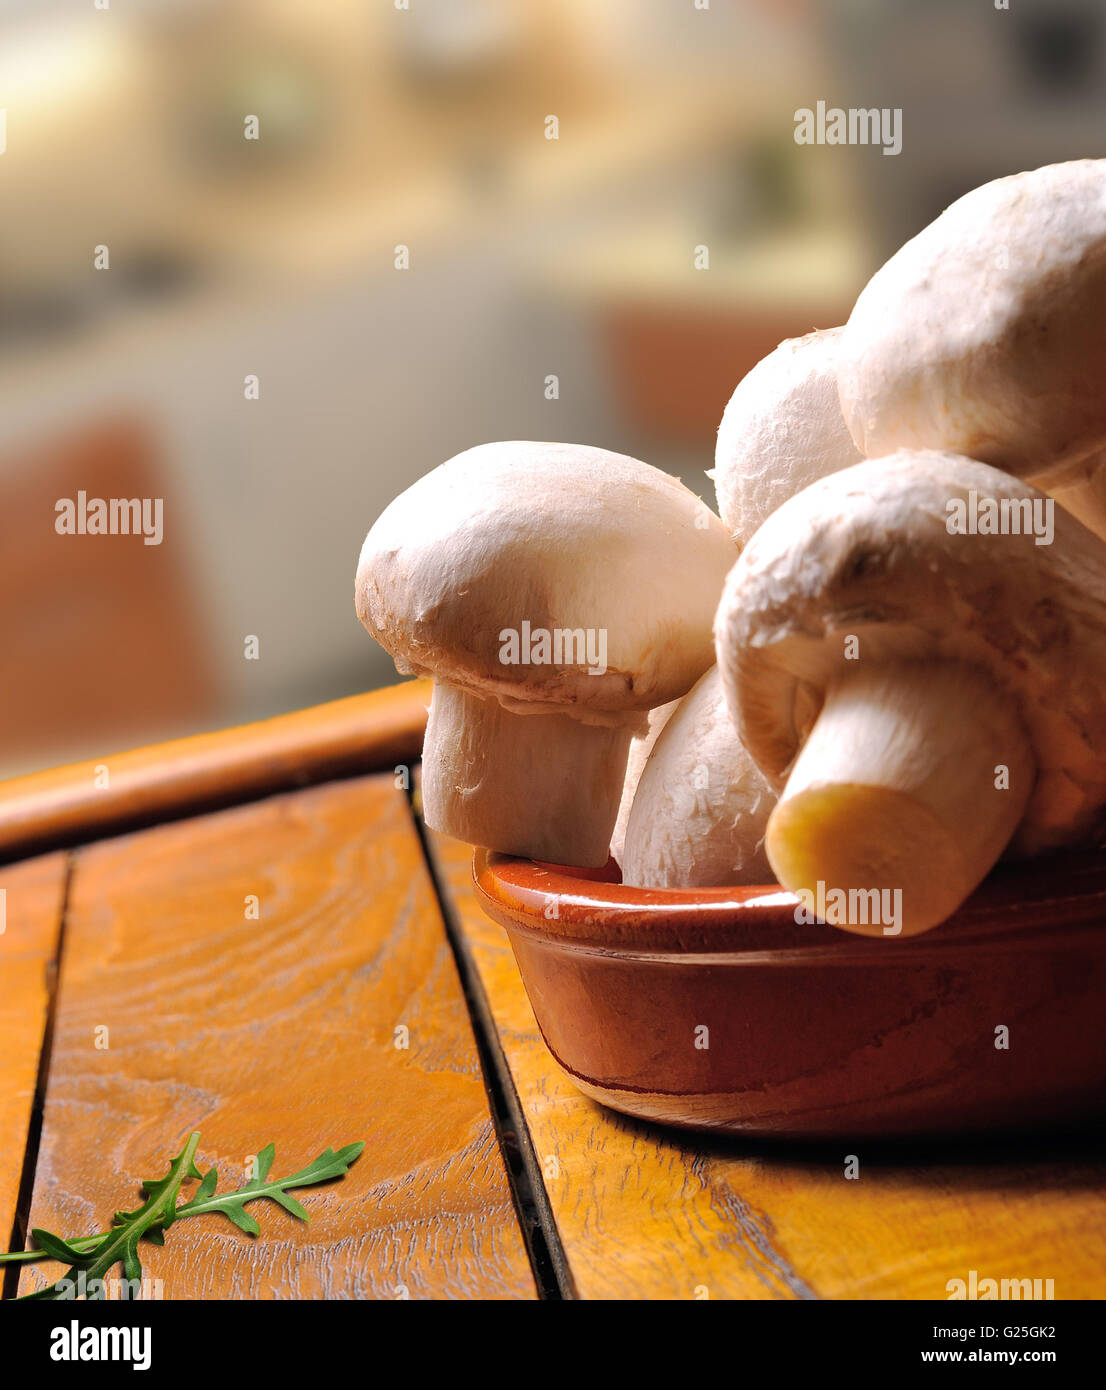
[15,774,536,1300]
[2,851,74,1301]
[402,783,576,1301]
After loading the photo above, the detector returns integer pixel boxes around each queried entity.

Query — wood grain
[0,679,430,866]
[0,853,67,1248]
[18,776,534,1300]
[428,827,1106,1300]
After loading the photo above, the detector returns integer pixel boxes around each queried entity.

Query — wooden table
[2,680,1103,1301]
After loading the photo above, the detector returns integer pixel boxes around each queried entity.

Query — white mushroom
[608,698,678,870]
[714,327,863,548]
[620,667,776,889]
[356,441,736,866]
[715,450,1106,937]
[837,160,1106,539]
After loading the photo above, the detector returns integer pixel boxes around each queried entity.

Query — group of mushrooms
[357,159,1106,939]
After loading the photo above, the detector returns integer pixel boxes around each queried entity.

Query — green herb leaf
[17,1132,202,1301]
[1,1135,365,1297]
[27,1229,87,1264]
[174,1141,365,1234]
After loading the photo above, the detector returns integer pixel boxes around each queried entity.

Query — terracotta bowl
[473,849,1106,1139]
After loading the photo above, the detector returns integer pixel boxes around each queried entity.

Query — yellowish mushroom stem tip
[765,661,1034,936]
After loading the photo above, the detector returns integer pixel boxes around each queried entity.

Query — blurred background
[2,0,1104,778]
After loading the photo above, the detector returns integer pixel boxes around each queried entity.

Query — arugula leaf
[1,1135,365,1298]
[17,1132,202,1301]
[174,1142,365,1237]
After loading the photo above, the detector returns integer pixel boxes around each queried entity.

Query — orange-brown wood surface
[0,679,430,866]
[16,776,534,1300]
[427,826,1106,1301]
[0,853,68,1253]
[3,694,1104,1301]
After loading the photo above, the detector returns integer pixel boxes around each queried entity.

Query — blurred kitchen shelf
[535,222,867,311]
[532,222,864,442]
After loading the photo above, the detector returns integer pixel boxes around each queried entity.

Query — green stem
[1,1136,363,1285]
[0,1235,101,1266]
[0,1142,360,1266]
[14,1132,201,1300]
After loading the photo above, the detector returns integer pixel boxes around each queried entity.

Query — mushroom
[715,450,1106,937]
[609,698,678,869]
[836,160,1106,539]
[714,327,863,548]
[356,441,736,866]
[620,666,776,889]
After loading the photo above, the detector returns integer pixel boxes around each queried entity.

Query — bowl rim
[473,846,1106,961]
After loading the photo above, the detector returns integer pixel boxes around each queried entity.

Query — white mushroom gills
[765,662,1033,936]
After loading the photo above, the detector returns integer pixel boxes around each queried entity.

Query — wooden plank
[19,776,535,1300]
[428,827,1106,1301]
[0,679,430,866]
[0,853,68,1251]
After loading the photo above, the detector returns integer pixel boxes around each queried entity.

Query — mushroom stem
[764,662,1035,936]
[421,683,633,866]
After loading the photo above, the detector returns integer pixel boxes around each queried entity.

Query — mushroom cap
[609,698,679,868]
[714,327,863,548]
[621,666,775,888]
[837,160,1106,486]
[715,450,1106,855]
[357,441,736,723]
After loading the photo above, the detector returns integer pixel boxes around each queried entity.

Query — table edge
[0,679,430,863]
